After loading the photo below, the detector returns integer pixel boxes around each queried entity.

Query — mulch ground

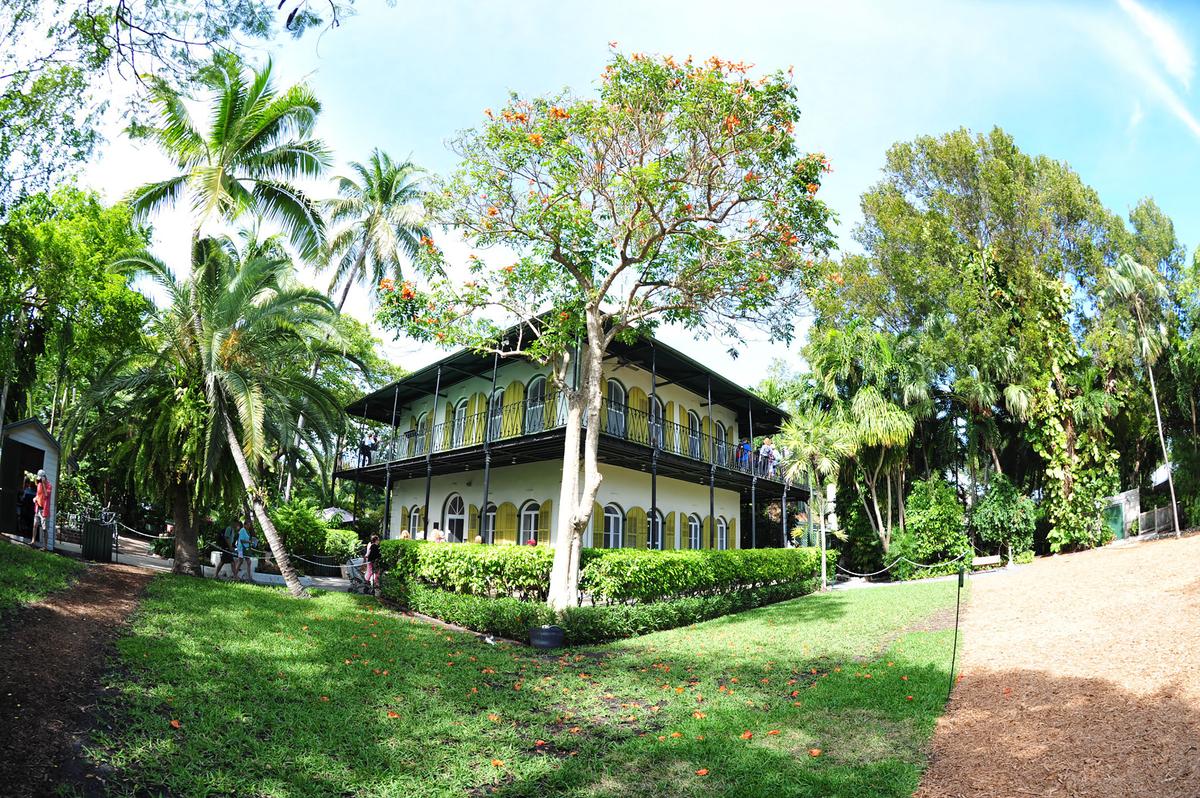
[0,561,154,798]
[917,533,1200,798]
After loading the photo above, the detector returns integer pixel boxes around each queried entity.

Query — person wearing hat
[30,469,53,549]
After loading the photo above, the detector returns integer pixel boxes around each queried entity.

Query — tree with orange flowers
[377,50,835,611]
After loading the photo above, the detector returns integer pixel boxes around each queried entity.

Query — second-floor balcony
[338,393,797,488]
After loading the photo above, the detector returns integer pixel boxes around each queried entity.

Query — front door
[1,440,43,535]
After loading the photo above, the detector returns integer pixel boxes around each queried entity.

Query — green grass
[0,540,85,614]
[93,577,964,798]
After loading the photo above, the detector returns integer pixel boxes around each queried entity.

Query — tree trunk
[224,416,309,598]
[170,476,202,575]
[1146,362,1181,537]
[546,314,606,612]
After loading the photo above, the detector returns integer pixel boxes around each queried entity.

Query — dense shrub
[323,528,361,563]
[891,478,972,580]
[971,475,1036,563]
[579,548,824,603]
[269,498,329,556]
[380,571,830,645]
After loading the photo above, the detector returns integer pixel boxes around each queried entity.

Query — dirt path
[0,562,154,797]
[917,534,1200,798]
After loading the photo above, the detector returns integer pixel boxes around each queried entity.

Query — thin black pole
[707,375,715,548]
[383,384,400,538]
[423,365,442,538]
[480,352,499,543]
[749,399,756,549]
[650,342,658,549]
[781,482,788,548]
[948,567,965,700]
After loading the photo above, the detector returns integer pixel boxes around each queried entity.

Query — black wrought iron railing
[341,395,795,486]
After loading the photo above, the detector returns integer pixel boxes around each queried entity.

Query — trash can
[82,520,114,562]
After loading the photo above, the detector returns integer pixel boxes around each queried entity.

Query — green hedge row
[377,539,831,604]
[379,575,826,645]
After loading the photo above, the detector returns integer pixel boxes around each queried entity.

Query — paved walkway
[917,533,1200,798]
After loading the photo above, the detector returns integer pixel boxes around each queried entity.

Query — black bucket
[530,624,564,649]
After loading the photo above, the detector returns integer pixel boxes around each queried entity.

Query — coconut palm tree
[281,150,430,501]
[780,404,857,589]
[101,236,344,595]
[126,55,331,261]
[1103,254,1179,537]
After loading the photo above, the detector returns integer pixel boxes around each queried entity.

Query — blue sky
[88,0,1200,383]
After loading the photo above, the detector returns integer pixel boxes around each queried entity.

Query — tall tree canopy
[378,51,835,609]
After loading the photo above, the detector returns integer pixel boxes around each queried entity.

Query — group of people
[16,470,53,549]
[214,518,257,581]
[357,432,380,466]
[735,437,780,477]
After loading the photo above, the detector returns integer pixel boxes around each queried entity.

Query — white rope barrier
[834,551,968,578]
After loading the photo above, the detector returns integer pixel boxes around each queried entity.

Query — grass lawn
[93,577,963,798]
[0,540,85,615]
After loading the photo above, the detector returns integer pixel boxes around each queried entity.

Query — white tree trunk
[546,315,606,612]
[224,417,310,598]
[1146,362,1181,537]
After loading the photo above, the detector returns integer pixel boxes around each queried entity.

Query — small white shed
[1,418,60,550]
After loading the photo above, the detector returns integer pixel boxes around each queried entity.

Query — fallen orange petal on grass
[387,711,400,719]
[695,768,709,776]
[488,713,501,722]
[809,748,822,757]
[767,730,780,735]
[740,730,753,740]
[169,719,181,729]
[491,759,504,768]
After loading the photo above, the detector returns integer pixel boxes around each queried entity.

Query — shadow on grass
[89,576,963,798]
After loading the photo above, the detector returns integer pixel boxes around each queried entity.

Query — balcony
[336,394,804,493]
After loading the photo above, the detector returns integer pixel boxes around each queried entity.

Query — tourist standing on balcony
[759,438,777,478]
[737,438,751,468]
[358,431,379,466]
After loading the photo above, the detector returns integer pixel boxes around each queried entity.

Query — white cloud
[1117,0,1194,87]
[1129,98,1145,130]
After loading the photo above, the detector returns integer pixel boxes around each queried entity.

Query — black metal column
[749,399,756,549]
[707,375,715,548]
[650,342,658,549]
[781,482,788,548]
[383,384,400,537]
[480,353,499,543]
[423,365,442,538]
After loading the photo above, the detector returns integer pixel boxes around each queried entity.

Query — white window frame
[483,503,497,544]
[717,517,729,550]
[520,501,541,543]
[688,514,702,549]
[603,503,624,548]
[487,389,504,440]
[414,412,429,456]
[607,380,626,437]
[647,510,664,550]
[526,376,547,433]
[452,399,468,448]
[444,494,466,543]
[715,421,727,465]
[687,411,701,459]
[409,506,422,537]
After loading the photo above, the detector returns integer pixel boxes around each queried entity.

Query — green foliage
[579,548,828,603]
[1013,550,1035,564]
[971,475,1036,560]
[323,529,360,563]
[891,479,971,581]
[270,499,330,557]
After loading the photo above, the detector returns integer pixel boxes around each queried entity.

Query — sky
[84,0,1200,387]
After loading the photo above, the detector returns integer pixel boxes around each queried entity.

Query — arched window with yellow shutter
[627,386,649,444]
[625,506,646,549]
[495,502,518,544]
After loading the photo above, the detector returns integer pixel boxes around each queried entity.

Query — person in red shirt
[31,470,52,549]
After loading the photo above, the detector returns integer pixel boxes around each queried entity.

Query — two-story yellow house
[335,333,806,550]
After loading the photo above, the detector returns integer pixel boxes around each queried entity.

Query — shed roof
[2,418,60,451]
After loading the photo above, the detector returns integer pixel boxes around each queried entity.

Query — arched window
[483,503,497,544]
[487,389,504,441]
[525,375,547,433]
[452,399,469,448]
[414,412,429,456]
[717,516,729,550]
[520,501,541,544]
[649,396,664,449]
[603,503,624,549]
[443,494,466,543]
[409,506,422,538]
[687,411,701,459]
[687,514,702,550]
[647,509,664,550]
[714,421,727,465]
[606,379,626,437]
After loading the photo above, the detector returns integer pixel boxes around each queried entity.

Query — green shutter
[663,401,676,452]
[591,502,604,548]
[469,504,480,540]
[545,382,559,428]
[496,502,518,545]
[626,506,646,549]
[702,516,711,550]
[399,505,409,535]
[538,499,553,544]
[501,380,526,438]
[728,517,737,550]
[664,511,676,550]
[419,505,427,536]
[701,416,712,461]
[628,387,649,444]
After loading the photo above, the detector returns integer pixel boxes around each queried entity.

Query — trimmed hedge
[379,575,827,645]
[378,539,829,604]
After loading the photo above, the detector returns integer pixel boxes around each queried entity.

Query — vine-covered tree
[378,51,834,610]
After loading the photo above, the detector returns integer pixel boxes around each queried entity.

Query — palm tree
[281,150,430,500]
[780,404,857,589]
[1103,254,1180,537]
[105,236,344,595]
[126,55,331,261]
